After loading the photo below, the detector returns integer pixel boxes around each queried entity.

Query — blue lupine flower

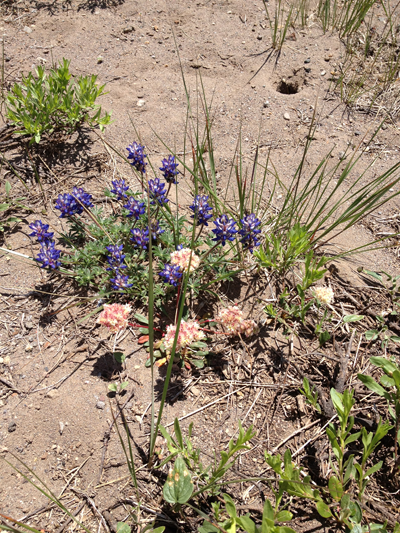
[110,179,130,200]
[106,244,127,271]
[212,215,237,246]
[127,142,147,174]
[36,241,61,269]
[123,197,146,219]
[29,220,54,243]
[55,193,81,217]
[238,214,261,252]
[130,227,149,249]
[159,264,182,287]
[148,178,169,205]
[110,273,133,291]
[160,155,179,184]
[189,195,213,226]
[149,220,165,240]
[71,187,93,209]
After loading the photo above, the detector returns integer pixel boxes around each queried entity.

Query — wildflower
[55,193,81,217]
[159,264,182,287]
[127,142,147,174]
[29,220,54,243]
[36,241,61,269]
[160,155,179,184]
[189,195,213,226]
[163,320,205,353]
[212,215,237,246]
[239,213,261,252]
[106,244,126,271]
[130,227,149,249]
[149,220,165,240]
[170,247,200,273]
[110,272,133,291]
[97,303,131,333]
[71,187,93,209]
[110,179,129,199]
[217,306,259,337]
[123,197,145,219]
[314,286,334,305]
[148,178,169,205]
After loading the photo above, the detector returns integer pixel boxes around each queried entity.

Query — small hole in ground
[276,79,299,95]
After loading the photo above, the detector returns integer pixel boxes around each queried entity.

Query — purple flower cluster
[127,142,147,174]
[160,155,179,184]
[148,178,169,206]
[130,227,150,250]
[189,195,213,226]
[123,197,146,220]
[29,220,54,242]
[149,220,165,240]
[29,219,61,269]
[238,214,261,252]
[55,187,93,218]
[111,179,129,200]
[106,244,132,291]
[212,215,237,246]
[159,263,182,287]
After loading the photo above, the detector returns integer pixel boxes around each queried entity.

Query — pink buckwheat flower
[313,286,334,305]
[97,303,131,333]
[163,320,205,353]
[170,248,200,273]
[217,306,258,337]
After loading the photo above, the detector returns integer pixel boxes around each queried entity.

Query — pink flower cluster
[217,306,259,337]
[97,303,131,333]
[170,248,200,273]
[163,320,205,353]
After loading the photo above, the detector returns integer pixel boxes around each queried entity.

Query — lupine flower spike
[239,213,261,252]
[106,244,127,271]
[36,241,61,269]
[130,227,150,249]
[72,187,93,209]
[123,197,145,219]
[160,155,179,184]
[148,178,169,205]
[29,220,54,242]
[55,193,81,217]
[98,303,132,333]
[212,215,237,245]
[189,195,213,226]
[110,179,129,199]
[127,142,147,173]
[110,273,133,291]
[159,264,182,287]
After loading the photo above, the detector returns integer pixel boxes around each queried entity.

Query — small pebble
[305,67,311,73]
[137,99,146,107]
[25,344,33,352]
[263,101,269,107]
[354,131,361,136]
[97,56,103,64]
[46,389,59,398]
[283,112,290,121]
[320,70,326,76]
[338,151,346,160]
[304,57,311,63]
[8,421,16,433]
[23,26,32,34]
[122,25,135,34]
[96,401,105,410]
[59,421,64,435]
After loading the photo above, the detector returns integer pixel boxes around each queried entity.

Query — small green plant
[262,0,294,51]
[358,356,400,466]
[317,0,375,37]
[299,377,321,413]
[6,58,112,143]
[108,380,129,394]
[0,180,30,232]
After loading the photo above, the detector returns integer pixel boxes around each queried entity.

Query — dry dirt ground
[1,0,400,531]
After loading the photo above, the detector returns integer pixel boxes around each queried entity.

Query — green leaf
[365,329,379,341]
[5,180,11,196]
[163,456,194,504]
[108,383,118,392]
[316,500,332,518]
[223,494,237,519]
[113,352,126,364]
[358,374,387,397]
[365,461,383,478]
[134,312,148,324]
[276,511,293,522]
[328,476,343,501]
[343,314,364,323]
[116,523,131,533]
[120,381,128,391]
[391,336,400,343]
[0,203,10,211]
[174,418,183,448]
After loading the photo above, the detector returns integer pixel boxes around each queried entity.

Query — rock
[382,123,388,130]
[8,421,16,433]
[137,99,146,107]
[96,401,105,410]
[283,112,291,121]
[304,67,311,73]
[46,389,59,398]
[354,130,361,136]
[257,34,262,40]
[320,70,326,76]
[97,56,103,64]
[324,55,331,61]
[25,321,34,330]
[122,25,135,34]
[25,344,33,352]
[23,26,32,34]
[304,57,310,63]
[338,151,347,160]
[191,386,200,396]
[59,421,64,435]
[263,101,269,107]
